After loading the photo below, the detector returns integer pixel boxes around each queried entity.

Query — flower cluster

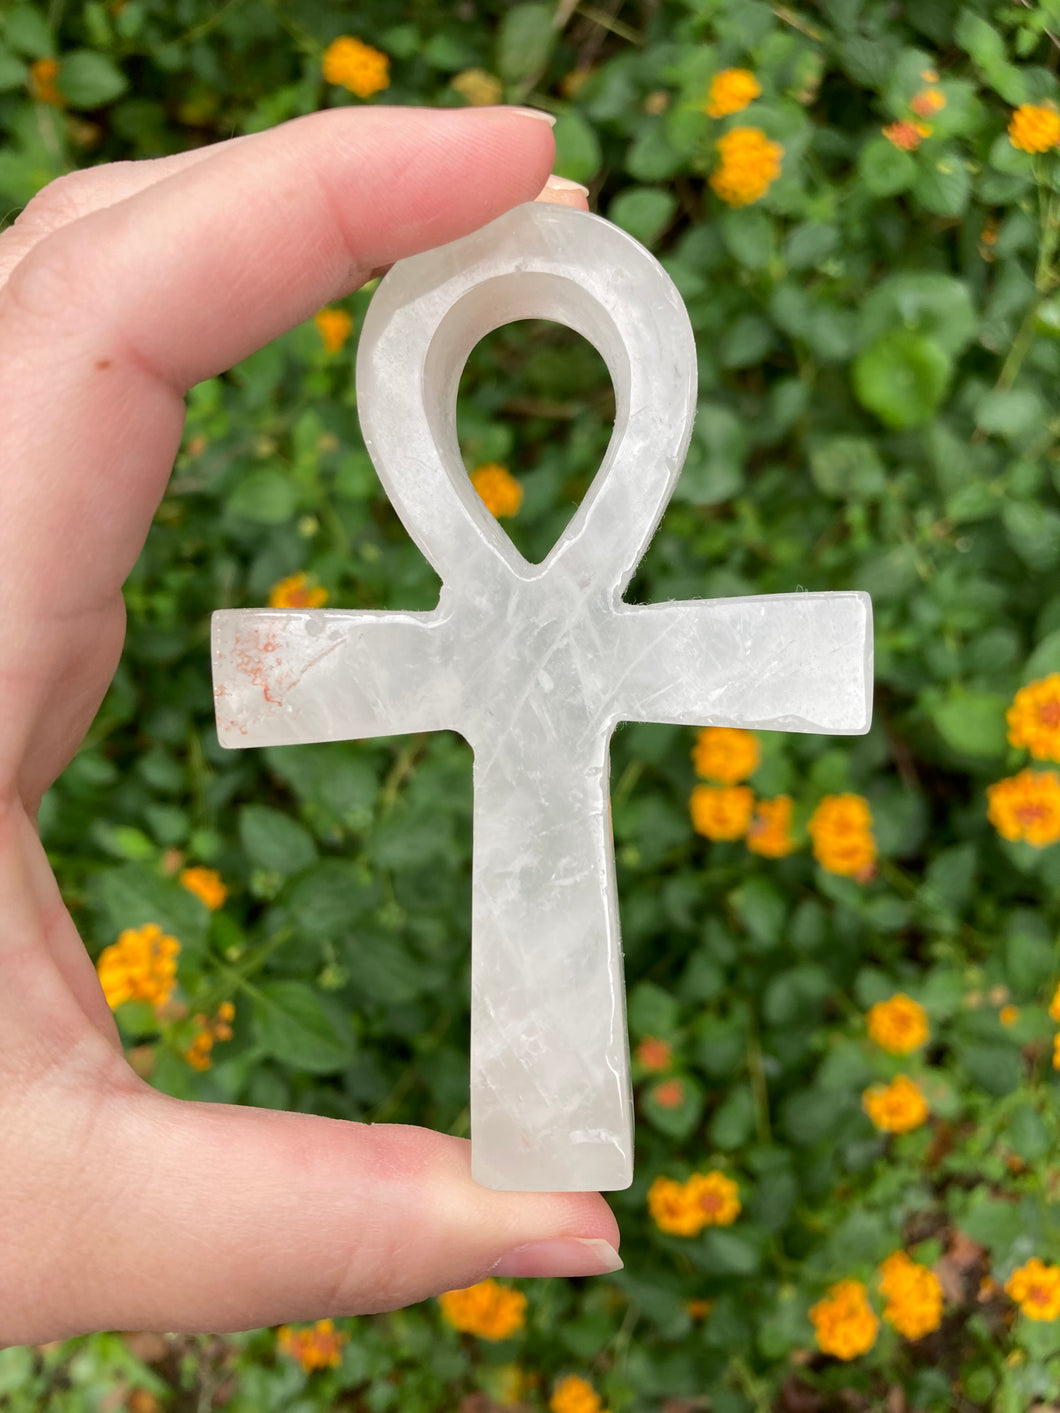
[269,572,329,609]
[689,783,754,841]
[746,794,798,858]
[704,68,761,119]
[878,1251,944,1340]
[550,1374,609,1413]
[182,1001,235,1071]
[321,36,390,98]
[709,126,783,207]
[1005,1258,1060,1320]
[807,793,877,877]
[648,1170,741,1236]
[1050,983,1060,1071]
[809,1279,879,1360]
[988,676,1060,846]
[1008,103,1060,154]
[28,56,62,106]
[692,726,760,783]
[688,728,797,854]
[438,1279,526,1340]
[179,866,227,912]
[314,307,353,354]
[277,1318,347,1372]
[96,923,180,1011]
[1007,674,1060,760]
[883,71,944,149]
[862,1074,930,1133]
[471,462,523,518]
[866,993,929,1055]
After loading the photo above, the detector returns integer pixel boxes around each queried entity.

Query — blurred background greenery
[3,0,1060,1409]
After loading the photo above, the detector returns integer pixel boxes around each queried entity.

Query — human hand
[0,105,618,1348]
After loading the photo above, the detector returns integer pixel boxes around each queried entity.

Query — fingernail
[490,1238,623,1278]
[544,175,589,195]
[508,106,558,126]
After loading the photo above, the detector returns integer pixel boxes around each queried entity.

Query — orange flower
[809,1279,879,1360]
[277,1318,347,1371]
[1009,104,1060,154]
[686,1298,713,1320]
[987,770,1060,847]
[647,1170,740,1236]
[999,1003,1019,1027]
[269,572,329,609]
[691,726,759,783]
[746,795,797,857]
[181,1002,235,1071]
[28,56,63,106]
[1007,675,1060,761]
[862,1074,930,1134]
[635,1035,673,1072]
[704,68,761,119]
[96,923,180,1011]
[1049,981,1060,1023]
[647,1176,698,1235]
[686,1171,741,1226]
[438,1279,526,1340]
[878,1251,944,1340]
[910,88,945,117]
[1053,1034,1060,1071]
[471,463,523,518]
[866,994,929,1055]
[314,308,353,354]
[709,127,783,207]
[1005,1258,1060,1320]
[322,36,390,98]
[689,784,754,841]
[179,867,227,911]
[653,1078,685,1109]
[808,793,877,877]
[550,1374,607,1413]
[882,120,923,150]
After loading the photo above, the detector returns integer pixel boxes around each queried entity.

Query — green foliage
[6,0,1060,1408]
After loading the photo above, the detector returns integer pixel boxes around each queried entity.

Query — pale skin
[0,106,620,1348]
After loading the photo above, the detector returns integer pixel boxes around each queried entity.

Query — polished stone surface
[212,203,873,1191]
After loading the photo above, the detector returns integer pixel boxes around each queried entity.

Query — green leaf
[930,690,1008,758]
[608,187,677,246]
[226,469,299,524]
[342,932,440,1004]
[1007,1104,1050,1162]
[694,1012,747,1078]
[0,1346,36,1396]
[628,980,681,1039]
[729,877,786,950]
[0,45,28,90]
[719,313,774,369]
[708,1084,756,1149]
[808,436,886,501]
[700,1228,762,1276]
[239,804,318,875]
[286,861,378,940]
[955,12,1006,68]
[857,137,916,197]
[1,5,53,57]
[957,1042,1022,1096]
[719,207,772,270]
[1005,917,1054,993]
[552,110,601,184]
[496,4,554,84]
[57,49,128,107]
[914,152,970,218]
[1024,629,1060,682]
[975,388,1046,441]
[91,861,209,952]
[783,222,839,270]
[859,273,977,357]
[780,1086,854,1146]
[1003,501,1060,572]
[251,980,354,1073]
[852,331,951,430]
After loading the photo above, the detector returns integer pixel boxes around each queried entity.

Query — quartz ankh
[212,202,873,1192]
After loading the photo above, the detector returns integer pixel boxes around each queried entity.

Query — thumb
[15,1081,621,1342]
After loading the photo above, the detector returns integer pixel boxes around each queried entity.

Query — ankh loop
[212,202,873,1192]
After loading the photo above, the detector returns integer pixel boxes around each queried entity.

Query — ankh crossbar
[212,202,873,1192]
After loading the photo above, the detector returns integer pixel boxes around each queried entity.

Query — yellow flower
[314,308,353,354]
[322,36,390,98]
[1050,981,1060,1022]
[268,572,329,609]
[746,795,797,858]
[807,793,877,877]
[1005,1258,1060,1320]
[809,1279,879,1360]
[550,1374,607,1413]
[648,1171,740,1236]
[691,726,760,783]
[1007,675,1060,761]
[471,463,523,518]
[438,1279,526,1340]
[866,993,929,1055]
[179,866,227,912]
[1053,1033,1060,1071]
[1000,1003,1019,1026]
[690,784,754,841]
[96,923,180,1011]
[987,770,1060,847]
[277,1318,347,1371]
[862,1074,930,1134]
[709,126,783,207]
[1009,104,1060,154]
[704,68,761,119]
[28,56,63,106]
[181,1002,235,1071]
[451,68,504,106]
[883,120,924,151]
[910,88,945,117]
[878,1252,944,1340]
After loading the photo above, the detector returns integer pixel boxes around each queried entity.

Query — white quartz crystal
[212,203,873,1192]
